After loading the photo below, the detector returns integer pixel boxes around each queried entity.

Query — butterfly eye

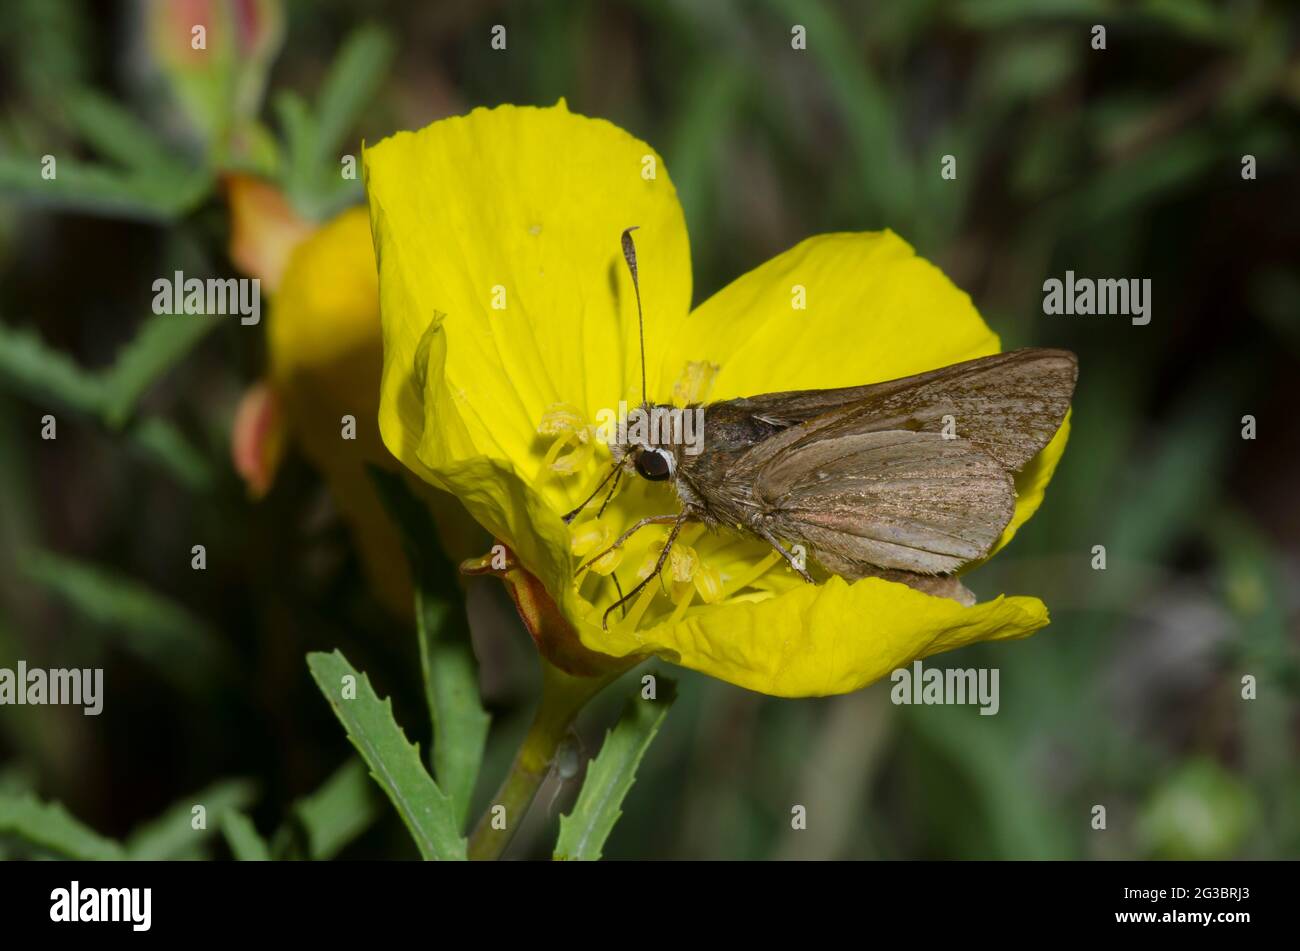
[634,447,674,482]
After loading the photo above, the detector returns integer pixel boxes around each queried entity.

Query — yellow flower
[225,174,483,616]
[363,102,1070,696]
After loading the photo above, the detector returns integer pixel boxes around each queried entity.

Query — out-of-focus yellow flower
[226,174,480,617]
[363,103,1070,695]
[225,173,313,292]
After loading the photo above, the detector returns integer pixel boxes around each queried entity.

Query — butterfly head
[632,444,675,482]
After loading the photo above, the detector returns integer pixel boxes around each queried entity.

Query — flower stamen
[537,402,598,477]
[608,529,725,632]
[569,517,624,583]
[672,360,721,406]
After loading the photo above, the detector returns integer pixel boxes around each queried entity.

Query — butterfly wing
[741,429,1016,577]
[718,347,1077,470]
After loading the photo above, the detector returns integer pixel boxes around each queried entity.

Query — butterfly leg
[595,463,627,519]
[602,512,690,630]
[577,513,681,574]
[562,458,630,524]
[753,525,815,584]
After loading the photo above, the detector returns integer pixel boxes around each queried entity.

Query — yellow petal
[364,102,692,521]
[660,231,999,400]
[624,576,1049,697]
[270,206,383,410]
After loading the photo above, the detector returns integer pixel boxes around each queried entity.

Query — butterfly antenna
[621,226,647,407]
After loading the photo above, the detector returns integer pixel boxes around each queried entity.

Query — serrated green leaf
[290,758,381,860]
[368,467,490,832]
[21,548,230,691]
[555,678,677,861]
[314,25,394,163]
[221,811,272,861]
[307,649,467,860]
[0,793,124,859]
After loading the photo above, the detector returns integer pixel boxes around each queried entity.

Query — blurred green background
[1,0,1297,860]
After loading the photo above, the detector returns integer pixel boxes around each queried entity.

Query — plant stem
[467,660,619,860]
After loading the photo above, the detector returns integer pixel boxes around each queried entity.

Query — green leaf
[125,417,216,492]
[101,315,219,428]
[0,321,215,490]
[273,90,318,211]
[221,811,272,861]
[290,758,381,860]
[63,88,183,173]
[0,793,124,859]
[313,25,394,163]
[125,779,257,859]
[416,599,491,831]
[0,155,212,222]
[21,548,230,691]
[307,649,467,860]
[555,678,677,861]
[368,467,490,831]
[0,321,106,413]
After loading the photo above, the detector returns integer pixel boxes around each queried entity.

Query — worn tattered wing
[743,429,1016,576]
[718,348,1077,470]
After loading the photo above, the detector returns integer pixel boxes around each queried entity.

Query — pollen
[668,542,699,586]
[538,402,597,475]
[672,360,721,406]
[570,517,623,575]
[617,533,725,632]
[666,542,725,606]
